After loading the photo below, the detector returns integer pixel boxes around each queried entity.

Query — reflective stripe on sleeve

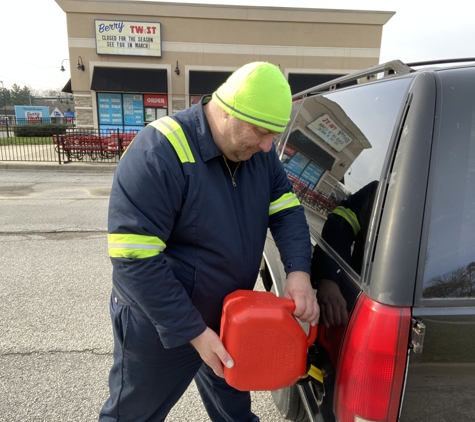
[150,116,195,163]
[332,206,361,237]
[108,233,166,258]
[269,192,300,216]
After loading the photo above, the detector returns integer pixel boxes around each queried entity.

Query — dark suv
[262,59,475,422]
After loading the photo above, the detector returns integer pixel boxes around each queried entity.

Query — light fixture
[174,61,180,75]
[60,59,70,72]
[77,56,85,71]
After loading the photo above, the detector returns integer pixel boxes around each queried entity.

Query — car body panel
[366,72,436,305]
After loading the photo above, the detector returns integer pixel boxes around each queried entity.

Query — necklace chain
[223,156,241,187]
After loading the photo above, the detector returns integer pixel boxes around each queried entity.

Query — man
[99,62,320,422]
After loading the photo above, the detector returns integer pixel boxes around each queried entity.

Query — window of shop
[92,67,168,133]
[288,73,354,95]
[189,70,232,106]
[97,92,168,133]
[144,94,168,122]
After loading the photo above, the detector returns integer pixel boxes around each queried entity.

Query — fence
[0,124,136,164]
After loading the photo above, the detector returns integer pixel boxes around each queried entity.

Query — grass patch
[0,136,55,146]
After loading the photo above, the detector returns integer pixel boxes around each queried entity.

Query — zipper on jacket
[223,155,241,187]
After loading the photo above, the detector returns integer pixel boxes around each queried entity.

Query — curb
[0,161,117,172]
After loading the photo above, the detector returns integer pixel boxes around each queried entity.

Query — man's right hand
[190,327,234,378]
[317,278,348,328]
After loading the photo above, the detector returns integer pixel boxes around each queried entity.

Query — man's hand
[283,271,320,327]
[317,278,348,328]
[190,327,234,378]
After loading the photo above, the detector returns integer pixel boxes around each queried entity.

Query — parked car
[262,58,475,422]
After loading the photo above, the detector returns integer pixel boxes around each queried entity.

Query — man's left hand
[283,271,320,327]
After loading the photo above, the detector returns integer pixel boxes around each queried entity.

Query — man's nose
[258,135,274,153]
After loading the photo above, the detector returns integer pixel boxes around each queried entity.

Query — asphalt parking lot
[0,163,286,422]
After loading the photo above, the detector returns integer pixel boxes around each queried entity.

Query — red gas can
[220,290,317,391]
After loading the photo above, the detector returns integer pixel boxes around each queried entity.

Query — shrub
[13,124,68,138]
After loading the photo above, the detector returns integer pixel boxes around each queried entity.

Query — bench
[102,133,135,157]
[53,133,135,161]
[287,173,337,216]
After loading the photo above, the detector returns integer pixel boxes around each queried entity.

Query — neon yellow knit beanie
[212,62,291,133]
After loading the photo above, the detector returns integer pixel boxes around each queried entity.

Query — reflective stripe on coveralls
[149,116,196,163]
[108,117,194,259]
[269,192,300,215]
[332,206,361,236]
[108,233,166,258]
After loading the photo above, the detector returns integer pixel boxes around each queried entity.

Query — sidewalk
[0,141,119,172]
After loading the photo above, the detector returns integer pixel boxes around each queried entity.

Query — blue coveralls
[99,97,312,421]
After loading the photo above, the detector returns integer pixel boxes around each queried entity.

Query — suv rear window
[422,68,475,299]
[277,78,411,297]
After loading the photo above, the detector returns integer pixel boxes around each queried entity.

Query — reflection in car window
[422,68,475,299]
[276,78,411,242]
[274,78,411,321]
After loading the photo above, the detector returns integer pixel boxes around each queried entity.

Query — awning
[189,71,232,95]
[91,67,167,93]
[61,79,72,93]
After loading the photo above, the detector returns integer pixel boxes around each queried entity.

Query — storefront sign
[14,106,50,124]
[95,20,162,57]
[50,107,63,118]
[144,94,168,107]
[284,144,297,157]
[307,113,353,152]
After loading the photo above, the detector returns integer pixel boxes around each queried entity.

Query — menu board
[284,152,310,176]
[123,94,144,125]
[300,161,324,188]
[98,93,123,125]
[284,152,325,189]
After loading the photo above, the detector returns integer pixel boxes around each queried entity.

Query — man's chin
[237,150,259,161]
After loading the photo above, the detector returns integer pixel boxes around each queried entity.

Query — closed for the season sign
[95,20,162,57]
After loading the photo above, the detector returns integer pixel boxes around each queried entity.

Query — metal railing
[0,124,136,164]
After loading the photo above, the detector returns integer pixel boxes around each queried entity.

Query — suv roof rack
[406,57,475,67]
[293,60,413,99]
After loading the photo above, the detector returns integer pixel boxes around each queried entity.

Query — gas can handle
[307,323,318,347]
[282,296,318,348]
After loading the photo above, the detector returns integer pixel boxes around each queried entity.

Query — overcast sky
[1,0,474,91]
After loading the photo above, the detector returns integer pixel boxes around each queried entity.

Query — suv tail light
[334,293,411,422]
